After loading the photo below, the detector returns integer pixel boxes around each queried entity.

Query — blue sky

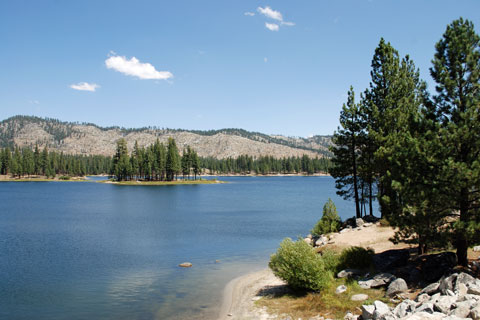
[1,1,479,136]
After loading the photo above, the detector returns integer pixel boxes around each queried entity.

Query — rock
[372,273,396,287]
[393,299,416,318]
[417,293,430,304]
[304,237,312,245]
[471,305,480,320]
[306,234,313,239]
[362,305,376,320]
[429,293,441,304]
[337,269,363,278]
[351,294,369,301]
[336,285,347,294]
[450,300,475,318]
[373,300,391,320]
[474,246,480,252]
[402,311,443,320]
[468,284,480,296]
[386,278,408,297]
[416,302,434,314]
[363,222,373,227]
[344,312,357,320]
[315,236,328,247]
[359,280,373,289]
[457,283,468,298]
[421,282,440,295]
[374,249,410,272]
[434,295,457,313]
[356,218,365,227]
[439,274,458,295]
[179,262,192,267]
[340,228,351,234]
[456,273,476,286]
[443,316,474,320]
[363,215,379,223]
[420,252,457,283]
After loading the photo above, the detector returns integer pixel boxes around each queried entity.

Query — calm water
[0,176,377,320]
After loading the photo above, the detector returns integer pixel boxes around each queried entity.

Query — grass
[100,179,224,186]
[256,278,390,320]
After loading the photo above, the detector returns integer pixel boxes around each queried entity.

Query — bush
[320,249,341,273]
[337,246,374,270]
[59,175,71,180]
[311,198,341,236]
[269,238,333,291]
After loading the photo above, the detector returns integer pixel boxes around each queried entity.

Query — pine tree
[166,138,180,181]
[430,18,480,266]
[330,86,362,218]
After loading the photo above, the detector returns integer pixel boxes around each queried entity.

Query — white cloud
[105,55,173,80]
[265,22,279,31]
[257,6,283,21]
[282,21,295,27]
[70,82,100,92]
[244,12,255,16]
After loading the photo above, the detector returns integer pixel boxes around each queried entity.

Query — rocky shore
[219,219,480,320]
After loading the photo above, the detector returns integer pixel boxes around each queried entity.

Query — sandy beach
[218,224,410,320]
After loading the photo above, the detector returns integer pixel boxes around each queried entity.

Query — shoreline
[217,268,284,320]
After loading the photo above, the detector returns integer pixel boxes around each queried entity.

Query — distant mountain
[0,115,333,159]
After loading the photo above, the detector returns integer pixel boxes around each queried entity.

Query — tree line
[201,154,331,175]
[0,145,112,177]
[330,18,480,265]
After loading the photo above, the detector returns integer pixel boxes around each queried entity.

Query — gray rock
[417,293,430,304]
[372,273,396,287]
[386,278,408,297]
[439,274,458,295]
[434,295,457,313]
[356,218,365,227]
[416,302,434,314]
[393,299,416,318]
[438,315,468,320]
[456,273,476,286]
[474,246,480,252]
[373,300,391,318]
[363,222,373,227]
[337,269,362,278]
[450,300,475,318]
[351,294,369,301]
[359,280,372,289]
[339,228,351,234]
[429,292,441,304]
[306,234,313,239]
[304,237,312,245]
[468,284,480,296]
[336,285,347,294]
[362,304,375,320]
[402,311,443,320]
[458,283,468,297]
[344,312,358,320]
[421,282,440,295]
[446,289,456,297]
[315,236,328,247]
[471,304,480,320]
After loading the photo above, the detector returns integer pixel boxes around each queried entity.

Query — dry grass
[256,278,389,320]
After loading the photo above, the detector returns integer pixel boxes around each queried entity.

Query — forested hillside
[0,116,332,159]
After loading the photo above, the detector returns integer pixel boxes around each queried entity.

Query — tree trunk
[457,187,469,266]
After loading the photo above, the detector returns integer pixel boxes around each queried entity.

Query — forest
[330,18,480,266]
[0,138,330,180]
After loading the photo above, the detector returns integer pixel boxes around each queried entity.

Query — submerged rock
[179,262,192,268]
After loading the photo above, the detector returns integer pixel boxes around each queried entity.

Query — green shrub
[320,249,341,273]
[269,238,333,291]
[379,218,390,227]
[337,246,374,270]
[59,175,71,180]
[311,198,341,236]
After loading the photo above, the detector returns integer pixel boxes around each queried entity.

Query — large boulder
[420,252,457,283]
[450,300,476,318]
[421,282,440,295]
[373,249,410,272]
[393,299,416,318]
[356,218,365,227]
[386,278,408,297]
[433,295,456,314]
[362,305,376,320]
[373,300,391,320]
[363,215,379,223]
[439,274,457,295]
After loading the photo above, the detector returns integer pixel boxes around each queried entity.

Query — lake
[0,176,377,320]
